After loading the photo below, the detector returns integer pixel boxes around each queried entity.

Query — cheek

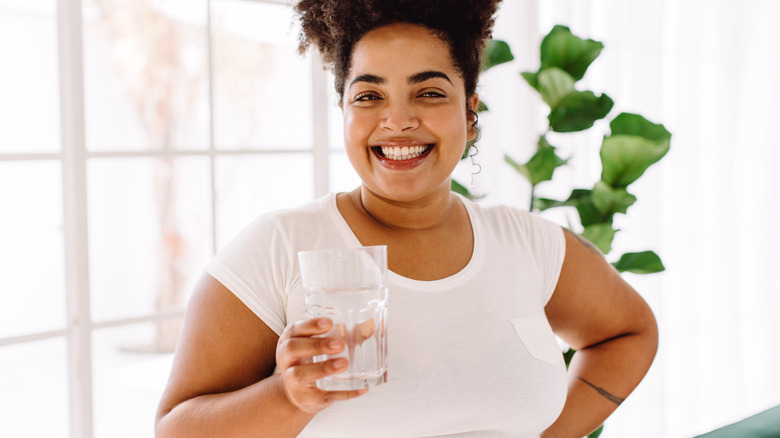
[424,102,467,127]
[438,115,470,161]
[343,111,375,144]
[428,111,469,143]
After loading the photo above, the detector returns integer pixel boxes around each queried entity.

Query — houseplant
[460,25,672,438]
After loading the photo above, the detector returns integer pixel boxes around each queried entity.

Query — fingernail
[318,318,330,328]
[333,358,348,369]
[329,339,342,350]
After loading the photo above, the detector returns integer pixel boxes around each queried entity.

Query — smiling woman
[154,1,657,437]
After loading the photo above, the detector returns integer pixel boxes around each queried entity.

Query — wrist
[273,374,318,418]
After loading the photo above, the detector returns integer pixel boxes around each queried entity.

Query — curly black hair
[294,0,502,104]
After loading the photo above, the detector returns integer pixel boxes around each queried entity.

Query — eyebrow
[408,70,453,86]
[348,70,453,89]
[349,73,385,88]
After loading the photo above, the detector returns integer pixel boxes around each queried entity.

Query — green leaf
[533,197,566,212]
[540,25,604,81]
[610,112,672,144]
[536,67,576,108]
[591,181,637,215]
[587,424,604,438]
[482,39,515,71]
[506,135,568,186]
[575,195,605,227]
[450,179,472,198]
[549,91,613,133]
[600,113,671,187]
[534,189,606,226]
[521,71,539,91]
[600,135,669,188]
[612,251,666,274]
[532,188,582,209]
[504,153,524,172]
[582,223,617,254]
[564,189,593,204]
[563,347,576,369]
[555,189,604,226]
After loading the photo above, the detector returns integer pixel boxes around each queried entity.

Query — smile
[372,144,433,161]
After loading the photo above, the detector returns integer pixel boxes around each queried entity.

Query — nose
[379,100,419,132]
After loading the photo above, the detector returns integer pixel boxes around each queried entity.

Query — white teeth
[379,145,430,161]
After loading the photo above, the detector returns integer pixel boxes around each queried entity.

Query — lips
[373,144,433,161]
[370,139,434,164]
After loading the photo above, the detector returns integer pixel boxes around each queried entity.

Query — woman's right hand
[276,317,369,414]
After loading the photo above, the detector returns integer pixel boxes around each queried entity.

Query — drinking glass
[298,246,388,390]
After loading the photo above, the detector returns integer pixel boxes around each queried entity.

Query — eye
[418,90,446,99]
[354,92,381,102]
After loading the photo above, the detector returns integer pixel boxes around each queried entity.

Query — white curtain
[476,1,780,437]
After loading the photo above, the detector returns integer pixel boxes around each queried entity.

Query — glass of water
[298,245,388,391]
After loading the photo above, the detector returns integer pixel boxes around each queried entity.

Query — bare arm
[541,229,659,438]
[155,274,366,437]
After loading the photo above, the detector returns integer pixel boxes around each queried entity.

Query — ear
[467,93,480,141]
[468,94,480,111]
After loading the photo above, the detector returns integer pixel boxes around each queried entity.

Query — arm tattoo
[563,228,604,257]
[576,376,625,405]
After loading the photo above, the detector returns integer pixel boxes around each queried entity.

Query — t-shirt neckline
[325,192,484,291]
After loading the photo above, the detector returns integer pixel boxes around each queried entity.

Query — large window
[0,1,352,437]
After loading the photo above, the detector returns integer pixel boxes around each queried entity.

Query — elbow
[581,304,659,368]
[155,402,179,438]
[635,294,659,357]
[155,410,170,438]
[618,301,659,371]
[620,292,659,366]
[644,305,660,365]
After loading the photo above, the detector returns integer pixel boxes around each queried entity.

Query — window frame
[0,0,332,437]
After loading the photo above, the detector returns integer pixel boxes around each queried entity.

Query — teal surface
[694,405,780,437]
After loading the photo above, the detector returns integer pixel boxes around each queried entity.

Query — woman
[155,1,658,437]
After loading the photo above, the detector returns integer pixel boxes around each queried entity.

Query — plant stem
[529,185,536,212]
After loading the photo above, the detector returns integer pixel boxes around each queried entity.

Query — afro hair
[294,0,502,102]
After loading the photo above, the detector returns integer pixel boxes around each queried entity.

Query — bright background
[0,0,778,437]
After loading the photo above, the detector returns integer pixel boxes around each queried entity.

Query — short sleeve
[204,214,294,335]
[526,215,565,304]
[502,208,565,305]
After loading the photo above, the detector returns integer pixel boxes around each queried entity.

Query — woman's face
[341,23,478,203]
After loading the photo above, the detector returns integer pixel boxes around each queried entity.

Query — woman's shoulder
[465,197,558,233]
[243,194,335,230]
[267,193,333,219]
[216,194,338,253]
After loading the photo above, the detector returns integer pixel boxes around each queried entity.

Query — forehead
[348,23,460,82]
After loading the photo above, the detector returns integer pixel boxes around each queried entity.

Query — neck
[353,184,457,231]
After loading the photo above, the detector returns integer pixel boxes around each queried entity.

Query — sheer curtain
[477,1,780,437]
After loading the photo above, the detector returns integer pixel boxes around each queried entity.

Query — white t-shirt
[206,193,568,438]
